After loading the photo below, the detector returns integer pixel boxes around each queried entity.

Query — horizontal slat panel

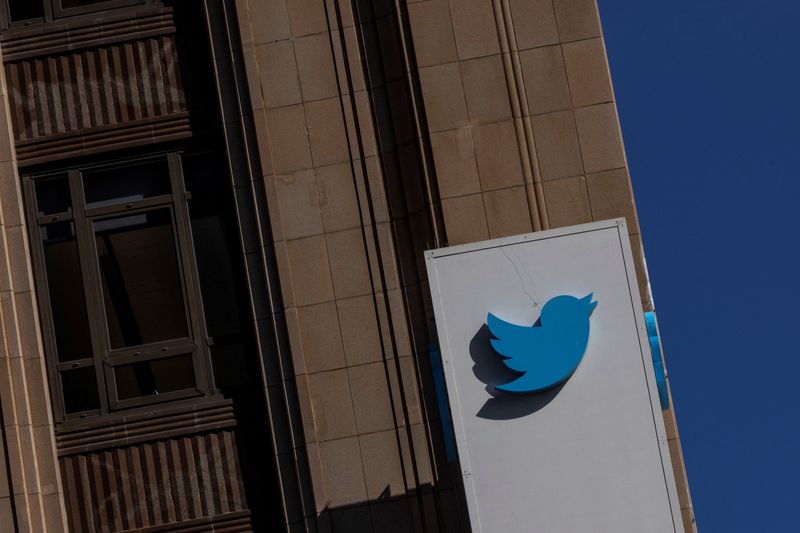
[0,7,175,61]
[6,34,185,141]
[133,510,252,533]
[2,8,189,166]
[14,112,191,167]
[60,430,249,532]
[56,397,236,455]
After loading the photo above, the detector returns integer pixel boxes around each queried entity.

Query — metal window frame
[24,152,213,425]
[0,0,50,29]
[0,0,150,29]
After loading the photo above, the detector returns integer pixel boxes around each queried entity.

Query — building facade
[0,0,694,532]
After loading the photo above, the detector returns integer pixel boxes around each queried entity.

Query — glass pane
[190,214,241,338]
[35,176,71,216]
[41,222,92,362]
[181,152,227,196]
[61,367,100,413]
[94,209,188,349]
[211,343,247,389]
[9,0,45,21]
[115,355,196,400]
[83,159,171,209]
[185,153,248,390]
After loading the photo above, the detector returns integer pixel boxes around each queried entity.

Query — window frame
[1,0,149,29]
[52,0,145,20]
[24,152,215,424]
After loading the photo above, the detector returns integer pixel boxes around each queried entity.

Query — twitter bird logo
[486,294,598,394]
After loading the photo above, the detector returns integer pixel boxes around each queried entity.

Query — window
[7,0,44,23]
[25,154,213,421]
[3,0,147,26]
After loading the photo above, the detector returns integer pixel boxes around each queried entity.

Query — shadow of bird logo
[486,294,598,394]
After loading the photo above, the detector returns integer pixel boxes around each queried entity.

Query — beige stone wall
[232,0,695,529]
[412,0,650,301]
[0,0,694,530]
[234,0,453,529]
[409,0,695,530]
[233,0,698,528]
[0,49,67,532]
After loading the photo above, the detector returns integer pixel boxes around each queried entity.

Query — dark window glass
[182,152,226,197]
[8,0,45,21]
[191,214,246,387]
[83,160,171,209]
[60,0,116,9]
[41,222,92,362]
[115,354,195,400]
[209,343,246,389]
[94,209,188,349]
[191,215,240,338]
[61,367,100,413]
[185,153,247,388]
[35,176,71,216]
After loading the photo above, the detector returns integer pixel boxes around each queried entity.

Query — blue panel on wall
[644,312,669,410]
[428,344,458,462]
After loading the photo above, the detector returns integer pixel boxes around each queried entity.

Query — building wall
[234,0,458,530]
[0,45,66,532]
[0,0,694,531]
[234,0,695,531]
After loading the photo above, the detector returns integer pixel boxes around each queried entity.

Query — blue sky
[599,1,800,530]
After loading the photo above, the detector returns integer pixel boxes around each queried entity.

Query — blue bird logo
[486,294,598,394]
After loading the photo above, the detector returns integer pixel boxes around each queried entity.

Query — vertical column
[0,48,68,532]
[408,0,696,531]
[235,0,440,530]
[411,0,537,245]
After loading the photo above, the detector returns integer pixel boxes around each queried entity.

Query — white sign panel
[425,219,683,533]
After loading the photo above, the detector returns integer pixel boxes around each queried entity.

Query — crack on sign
[500,247,539,307]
